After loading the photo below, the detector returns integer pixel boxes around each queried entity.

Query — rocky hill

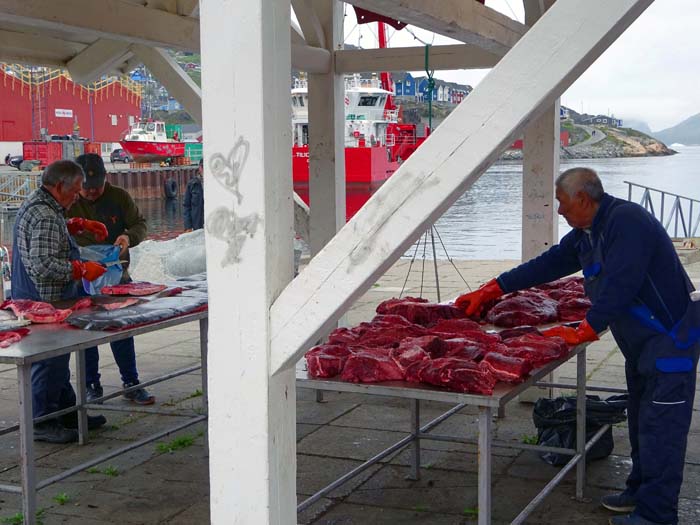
[652,113,700,146]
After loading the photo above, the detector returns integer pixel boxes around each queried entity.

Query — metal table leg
[478,406,492,525]
[74,349,89,445]
[18,364,37,525]
[408,399,421,480]
[576,347,587,500]
[199,318,209,413]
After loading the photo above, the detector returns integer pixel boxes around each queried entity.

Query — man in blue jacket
[456,167,699,525]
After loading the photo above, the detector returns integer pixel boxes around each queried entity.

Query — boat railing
[386,133,417,146]
[0,173,41,209]
[625,180,700,238]
[346,108,396,122]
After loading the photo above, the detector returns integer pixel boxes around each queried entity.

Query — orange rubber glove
[541,318,599,345]
[71,260,107,282]
[66,218,108,242]
[455,278,504,316]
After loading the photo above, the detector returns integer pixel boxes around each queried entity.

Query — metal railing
[0,173,41,210]
[625,181,700,238]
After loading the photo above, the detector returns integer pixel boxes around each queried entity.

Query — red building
[0,64,141,143]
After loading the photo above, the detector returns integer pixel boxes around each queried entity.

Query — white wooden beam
[0,0,200,51]
[336,44,500,72]
[343,0,527,55]
[132,44,202,124]
[201,0,296,522]
[67,39,133,85]
[270,0,655,374]
[291,0,326,47]
[308,0,345,256]
[0,29,83,66]
[291,43,331,73]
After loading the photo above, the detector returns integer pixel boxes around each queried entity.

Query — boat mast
[377,22,395,111]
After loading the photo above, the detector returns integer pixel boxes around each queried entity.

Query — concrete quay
[0,258,699,524]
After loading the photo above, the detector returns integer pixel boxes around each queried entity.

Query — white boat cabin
[125,121,170,142]
[292,74,398,148]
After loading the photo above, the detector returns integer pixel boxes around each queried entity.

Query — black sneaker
[123,381,155,405]
[86,382,104,404]
[34,420,78,444]
[602,492,637,513]
[61,412,107,430]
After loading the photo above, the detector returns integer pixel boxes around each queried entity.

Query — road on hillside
[569,124,606,148]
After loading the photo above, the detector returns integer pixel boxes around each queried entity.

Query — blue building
[394,73,416,97]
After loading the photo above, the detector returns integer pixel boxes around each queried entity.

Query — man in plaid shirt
[11,160,109,443]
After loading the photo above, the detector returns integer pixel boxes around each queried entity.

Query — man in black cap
[67,153,155,405]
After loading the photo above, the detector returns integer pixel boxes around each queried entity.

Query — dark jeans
[85,337,139,386]
[31,354,76,419]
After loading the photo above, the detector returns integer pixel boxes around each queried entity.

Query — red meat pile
[305,297,570,395]
[479,277,591,327]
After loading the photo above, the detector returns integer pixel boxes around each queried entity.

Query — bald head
[555,167,604,202]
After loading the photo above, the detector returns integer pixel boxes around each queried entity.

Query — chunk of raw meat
[410,357,477,385]
[485,291,558,327]
[72,298,93,310]
[375,297,465,326]
[341,348,404,383]
[101,282,168,296]
[534,276,584,292]
[1,300,73,324]
[498,326,542,340]
[546,288,586,301]
[557,297,592,322]
[370,314,416,326]
[0,327,31,348]
[442,338,489,361]
[500,334,569,368]
[327,326,362,345]
[306,344,354,378]
[390,345,430,374]
[481,353,532,383]
[101,298,140,311]
[429,318,482,333]
[443,365,497,395]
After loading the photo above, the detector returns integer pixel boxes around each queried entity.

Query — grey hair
[42,160,84,187]
[555,167,604,202]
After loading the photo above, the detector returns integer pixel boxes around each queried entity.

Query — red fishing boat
[120,120,185,163]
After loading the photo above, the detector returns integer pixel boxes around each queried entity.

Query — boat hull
[120,140,185,163]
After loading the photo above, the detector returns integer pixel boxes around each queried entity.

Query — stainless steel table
[0,311,209,525]
[296,342,605,525]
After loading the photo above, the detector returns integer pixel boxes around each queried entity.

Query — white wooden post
[201,0,296,523]
[520,0,560,403]
[307,0,345,256]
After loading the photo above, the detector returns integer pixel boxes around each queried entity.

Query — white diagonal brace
[335,44,499,72]
[67,39,133,85]
[270,0,654,374]
[0,29,83,66]
[292,43,331,73]
[343,0,527,55]
[132,44,202,124]
[0,0,200,51]
[292,0,325,47]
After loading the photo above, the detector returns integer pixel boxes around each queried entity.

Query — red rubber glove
[541,319,599,345]
[71,260,107,282]
[454,278,504,316]
[66,218,108,242]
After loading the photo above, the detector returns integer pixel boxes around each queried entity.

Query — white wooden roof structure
[0,0,654,523]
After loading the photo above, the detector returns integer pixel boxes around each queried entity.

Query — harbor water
[1,146,698,260]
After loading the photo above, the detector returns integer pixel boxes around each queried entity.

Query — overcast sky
[342,0,699,131]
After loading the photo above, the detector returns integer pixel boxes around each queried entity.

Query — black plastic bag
[533,394,627,466]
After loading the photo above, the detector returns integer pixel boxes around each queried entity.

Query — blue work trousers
[31,354,76,419]
[622,338,697,525]
[85,337,138,386]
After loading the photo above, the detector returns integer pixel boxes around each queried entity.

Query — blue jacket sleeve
[584,208,654,332]
[496,230,582,293]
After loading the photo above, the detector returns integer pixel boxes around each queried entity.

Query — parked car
[110,148,132,163]
[7,155,23,169]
